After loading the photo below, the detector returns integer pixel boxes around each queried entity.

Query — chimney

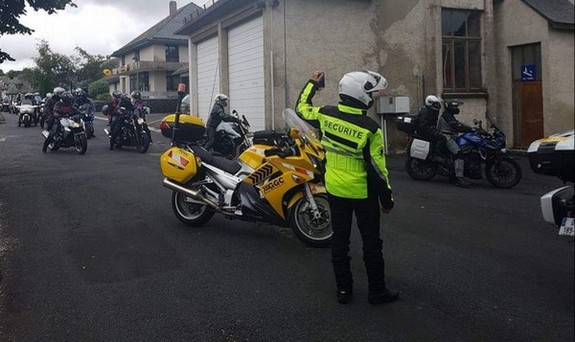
[169,1,177,15]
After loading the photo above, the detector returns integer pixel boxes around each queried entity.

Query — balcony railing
[111,61,188,75]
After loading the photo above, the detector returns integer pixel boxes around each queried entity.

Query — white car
[528,130,574,236]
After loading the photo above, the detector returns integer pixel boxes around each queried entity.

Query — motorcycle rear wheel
[405,157,437,181]
[172,191,214,226]
[289,193,332,248]
[485,157,522,188]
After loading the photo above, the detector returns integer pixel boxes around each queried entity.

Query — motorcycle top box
[527,130,574,183]
[160,114,205,142]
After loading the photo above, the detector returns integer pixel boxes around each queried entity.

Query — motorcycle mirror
[289,128,301,140]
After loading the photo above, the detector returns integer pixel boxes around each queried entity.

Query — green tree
[0,0,76,63]
[88,80,110,101]
[18,40,75,95]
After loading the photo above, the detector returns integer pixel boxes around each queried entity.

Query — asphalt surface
[0,111,573,342]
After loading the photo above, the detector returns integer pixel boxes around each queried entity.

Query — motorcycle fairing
[234,182,287,225]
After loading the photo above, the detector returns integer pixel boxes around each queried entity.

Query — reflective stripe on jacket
[296,80,393,209]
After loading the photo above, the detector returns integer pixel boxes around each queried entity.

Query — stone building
[172,0,573,150]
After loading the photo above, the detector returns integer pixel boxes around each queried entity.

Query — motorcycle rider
[130,91,147,119]
[131,90,152,142]
[73,88,91,108]
[109,92,134,150]
[42,92,76,153]
[415,95,447,158]
[296,70,398,305]
[204,94,240,151]
[44,87,66,133]
[437,99,474,187]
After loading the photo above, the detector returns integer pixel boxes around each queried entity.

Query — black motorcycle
[104,108,151,153]
[42,113,88,154]
[396,115,522,188]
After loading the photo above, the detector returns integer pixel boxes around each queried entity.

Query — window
[442,9,483,93]
[130,72,149,91]
[166,72,179,91]
[165,45,179,62]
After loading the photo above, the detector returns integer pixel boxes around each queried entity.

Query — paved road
[0,111,573,341]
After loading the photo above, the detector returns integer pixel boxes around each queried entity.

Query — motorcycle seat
[189,145,242,174]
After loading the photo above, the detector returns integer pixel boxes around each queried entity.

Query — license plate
[41,130,49,138]
[558,217,575,237]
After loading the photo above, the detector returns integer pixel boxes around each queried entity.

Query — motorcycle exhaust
[162,178,230,215]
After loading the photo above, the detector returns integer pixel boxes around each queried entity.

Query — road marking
[0,138,6,142]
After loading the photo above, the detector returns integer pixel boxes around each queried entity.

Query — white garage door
[228,16,265,131]
[196,36,220,123]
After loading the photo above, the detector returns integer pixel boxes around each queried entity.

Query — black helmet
[112,90,122,99]
[130,91,141,100]
[61,92,74,105]
[444,99,461,115]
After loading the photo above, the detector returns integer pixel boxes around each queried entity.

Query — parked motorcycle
[204,110,252,160]
[159,108,332,247]
[396,114,522,188]
[528,130,574,237]
[78,103,96,139]
[104,108,151,153]
[41,113,88,154]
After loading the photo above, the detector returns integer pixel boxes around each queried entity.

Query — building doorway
[511,43,543,149]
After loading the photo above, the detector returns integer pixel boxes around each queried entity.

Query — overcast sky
[0,0,205,72]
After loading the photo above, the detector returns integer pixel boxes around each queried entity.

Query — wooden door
[519,81,544,148]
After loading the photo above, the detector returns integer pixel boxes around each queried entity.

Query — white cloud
[0,0,204,72]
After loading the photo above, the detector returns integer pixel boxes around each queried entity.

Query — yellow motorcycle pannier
[160,147,199,183]
[160,114,205,142]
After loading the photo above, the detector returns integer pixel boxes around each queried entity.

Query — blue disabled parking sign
[521,64,536,81]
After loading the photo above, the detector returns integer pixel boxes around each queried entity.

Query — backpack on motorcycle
[395,114,419,134]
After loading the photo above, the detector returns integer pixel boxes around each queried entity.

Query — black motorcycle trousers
[204,126,217,151]
[327,193,388,293]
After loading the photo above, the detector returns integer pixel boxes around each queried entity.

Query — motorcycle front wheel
[172,191,215,226]
[405,157,437,180]
[289,193,332,248]
[485,157,522,188]
[136,133,150,153]
[74,134,88,154]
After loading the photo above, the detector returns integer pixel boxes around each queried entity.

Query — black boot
[336,287,353,304]
[368,288,399,305]
[454,177,471,187]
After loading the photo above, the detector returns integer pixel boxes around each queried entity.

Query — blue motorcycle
[399,116,522,188]
[78,103,95,139]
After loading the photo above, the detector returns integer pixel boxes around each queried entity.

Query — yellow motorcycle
[159,108,332,247]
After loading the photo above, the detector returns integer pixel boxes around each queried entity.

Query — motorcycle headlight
[137,118,145,125]
[72,122,81,128]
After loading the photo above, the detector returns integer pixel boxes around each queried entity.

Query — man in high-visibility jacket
[296,70,399,305]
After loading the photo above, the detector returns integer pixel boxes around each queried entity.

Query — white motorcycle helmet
[338,70,388,109]
[214,93,228,106]
[425,95,442,111]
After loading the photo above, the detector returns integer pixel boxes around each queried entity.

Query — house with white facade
[172,0,573,150]
[104,1,201,111]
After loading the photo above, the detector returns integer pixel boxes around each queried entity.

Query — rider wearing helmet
[296,70,398,305]
[437,99,475,187]
[42,92,76,153]
[204,93,239,151]
[130,91,147,119]
[73,88,91,108]
[44,86,66,132]
[415,94,447,156]
[108,92,135,150]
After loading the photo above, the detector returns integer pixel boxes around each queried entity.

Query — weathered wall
[494,0,575,141]
[546,29,575,135]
